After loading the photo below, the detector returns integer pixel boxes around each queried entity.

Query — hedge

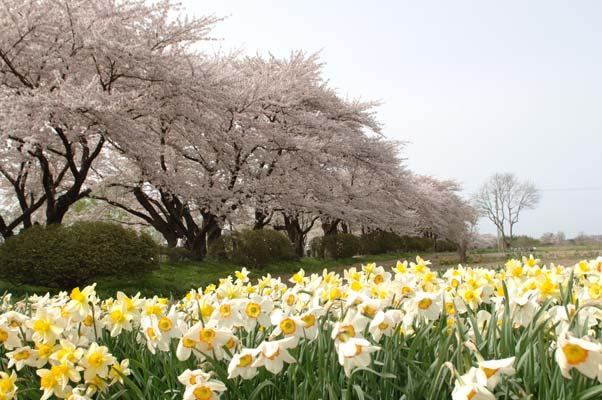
[0,222,159,288]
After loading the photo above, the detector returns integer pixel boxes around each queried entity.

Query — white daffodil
[66,285,97,321]
[369,310,402,342]
[6,346,37,370]
[451,367,495,400]
[270,308,305,340]
[252,337,297,374]
[413,291,443,321]
[177,368,213,387]
[555,333,602,380]
[140,315,167,354]
[337,337,380,377]
[299,307,324,340]
[27,307,66,344]
[477,356,516,389]
[210,300,243,330]
[182,379,227,400]
[177,323,233,361]
[240,295,273,331]
[50,339,85,366]
[104,302,133,337]
[108,359,131,385]
[228,348,260,379]
[79,342,117,381]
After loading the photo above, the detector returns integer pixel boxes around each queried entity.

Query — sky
[182,0,602,238]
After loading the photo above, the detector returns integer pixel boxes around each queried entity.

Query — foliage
[159,247,194,263]
[1,255,602,399]
[322,233,361,259]
[359,231,404,254]
[433,239,458,252]
[0,222,158,288]
[511,235,542,248]
[308,236,324,258]
[209,230,295,268]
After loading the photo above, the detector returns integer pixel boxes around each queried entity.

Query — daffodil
[337,337,380,377]
[228,348,260,379]
[555,333,602,380]
[368,310,402,342]
[79,343,117,381]
[477,357,516,389]
[252,337,297,374]
[0,371,17,399]
[451,367,495,400]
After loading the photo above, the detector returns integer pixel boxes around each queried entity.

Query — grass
[0,252,413,299]
[4,245,600,299]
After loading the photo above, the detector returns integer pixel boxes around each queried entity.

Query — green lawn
[0,252,413,299]
[5,246,600,299]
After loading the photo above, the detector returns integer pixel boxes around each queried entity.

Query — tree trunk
[46,199,71,225]
[457,244,468,263]
[200,210,222,258]
[187,233,207,261]
[253,209,271,230]
[283,214,305,258]
[321,218,340,236]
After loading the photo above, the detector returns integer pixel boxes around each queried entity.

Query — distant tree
[541,231,566,246]
[556,231,566,244]
[472,173,540,249]
[540,232,556,245]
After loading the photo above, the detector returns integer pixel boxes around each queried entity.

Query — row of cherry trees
[0,0,475,260]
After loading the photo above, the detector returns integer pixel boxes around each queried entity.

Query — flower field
[1,256,602,400]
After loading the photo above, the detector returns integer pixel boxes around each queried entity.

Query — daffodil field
[1,256,602,400]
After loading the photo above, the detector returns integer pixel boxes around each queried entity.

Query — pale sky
[183,0,602,238]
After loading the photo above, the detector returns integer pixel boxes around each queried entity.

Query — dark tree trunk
[187,232,207,261]
[458,244,468,263]
[253,209,272,230]
[205,214,222,247]
[95,186,224,262]
[40,129,105,225]
[321,218,340,236]
[283,214,305,258]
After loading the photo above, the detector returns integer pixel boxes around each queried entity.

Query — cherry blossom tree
[0,0,218,239]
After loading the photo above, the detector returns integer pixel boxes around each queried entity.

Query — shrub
[322,233,360,259]
[209,230,295,268]
[399,235,436,252]
[208,235,236,261]
[511,235,541,249]
[433,239,458,252]
[160,247,193,263]
[0,222,159,288]
[308,236,324,258]
[359,231,404,254]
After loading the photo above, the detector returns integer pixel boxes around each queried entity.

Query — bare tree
[472,173,540,249]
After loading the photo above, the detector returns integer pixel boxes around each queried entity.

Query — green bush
[433,239,458,252]
[160,247,193,263]
[209,230,295,268]
[308,236,324,258]
[0,222,159,288]
[359,231,404,254]
[399,235,436,252]
[511,235,541,248]
[322,233,360,259]
[208,235,236,261]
